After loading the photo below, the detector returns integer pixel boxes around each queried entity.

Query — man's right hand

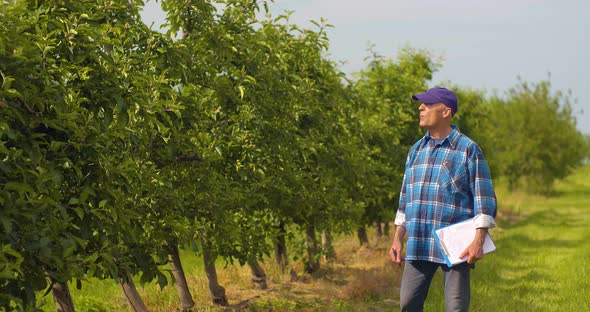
[390,240,405,264]
[390,225,406,264]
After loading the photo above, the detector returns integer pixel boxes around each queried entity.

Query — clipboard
[432,217,496,267]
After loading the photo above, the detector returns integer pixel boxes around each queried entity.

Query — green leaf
[238,85,245,99]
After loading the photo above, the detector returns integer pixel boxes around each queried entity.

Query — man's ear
[443,107,453,119]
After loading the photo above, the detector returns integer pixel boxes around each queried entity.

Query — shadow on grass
[498,206,584,230]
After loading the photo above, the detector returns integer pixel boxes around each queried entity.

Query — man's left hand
[458,228,487,264]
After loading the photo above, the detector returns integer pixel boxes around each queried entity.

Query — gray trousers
[400,260,471,312]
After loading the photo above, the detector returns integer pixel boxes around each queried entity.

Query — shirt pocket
[438,159,467,193]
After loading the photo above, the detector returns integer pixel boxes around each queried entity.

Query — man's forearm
[394,224,406,243]
[474,227,488,247]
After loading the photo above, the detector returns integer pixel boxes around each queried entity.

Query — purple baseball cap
[412,87,458,116]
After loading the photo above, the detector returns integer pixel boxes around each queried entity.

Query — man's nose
[419,103,426,110]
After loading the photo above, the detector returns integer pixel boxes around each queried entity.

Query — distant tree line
[0,0,587,311]
[451,80,588,193]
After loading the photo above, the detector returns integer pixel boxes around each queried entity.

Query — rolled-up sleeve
[473,213,496,228]
[394,211,406,226]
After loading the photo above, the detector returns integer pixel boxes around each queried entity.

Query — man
[389,87,497,312]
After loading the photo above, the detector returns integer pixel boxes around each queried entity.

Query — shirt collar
[422,125,460,149]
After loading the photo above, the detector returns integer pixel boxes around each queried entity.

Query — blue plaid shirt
[395,126,497,264]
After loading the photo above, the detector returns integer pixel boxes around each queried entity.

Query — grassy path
[424,165,590,311]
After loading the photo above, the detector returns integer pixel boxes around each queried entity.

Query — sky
[141,0,590,135]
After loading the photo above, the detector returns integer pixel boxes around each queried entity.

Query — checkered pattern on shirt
[398,126,497,264]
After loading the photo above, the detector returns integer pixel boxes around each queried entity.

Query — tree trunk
[304,226,320,274]
[373,221,383,246]
[119,273,148,312]
[51,280,75,312]
[274,221,289,272]
[383,221,391,238]
[321,230,336,262]
[375,222,383,238]
[357,225,369,247]
[168,244,195,311]
[248,260,268,289]
[289,267,299,282]
[201,238,228,306]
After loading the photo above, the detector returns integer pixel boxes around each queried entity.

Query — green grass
[36,166,590,311]
[37,248,208,312]
[424,165,590,311]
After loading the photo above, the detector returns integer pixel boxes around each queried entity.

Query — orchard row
[1,1,586,311]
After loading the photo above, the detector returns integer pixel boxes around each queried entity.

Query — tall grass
[37,166,590,311]
[36,248,209,311]
[37,231,401,311]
